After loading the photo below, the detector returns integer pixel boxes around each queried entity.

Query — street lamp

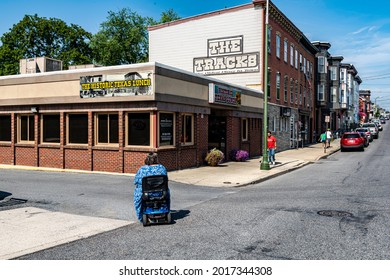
[260,0,270,171]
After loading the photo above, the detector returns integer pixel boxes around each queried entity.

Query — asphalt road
[2,125,389,260]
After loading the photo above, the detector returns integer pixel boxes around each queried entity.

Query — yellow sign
[81,79,151,90]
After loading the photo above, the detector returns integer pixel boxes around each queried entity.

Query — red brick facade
[0,111,261,174]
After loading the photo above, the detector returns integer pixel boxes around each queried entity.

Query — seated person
[133,152,169,222]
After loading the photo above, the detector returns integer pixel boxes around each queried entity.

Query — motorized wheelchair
[141,174,171,226]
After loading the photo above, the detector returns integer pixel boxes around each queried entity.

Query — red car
[340,132,365,152]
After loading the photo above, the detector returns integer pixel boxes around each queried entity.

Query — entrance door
[208,115,227,155]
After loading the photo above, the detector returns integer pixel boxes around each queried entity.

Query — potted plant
[230,149,249,162]
[205,148,225,166]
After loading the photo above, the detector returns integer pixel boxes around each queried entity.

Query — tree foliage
[90,8,150,66]
[0,14,92,75]
[90,8,181,66]
[0,8,181,75]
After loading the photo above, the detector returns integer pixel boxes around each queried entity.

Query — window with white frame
[330,66,337,80]
[331,87,337,103]
[0,115,11,142]
[299,54,303,71]
[303,57,307,73]
[18,115,34,143]
[276,34,281,58]
[127,112,151,146]
[290,79,294,103]
[241,118,248,141]
[42,114,60,144]
[318,56,325,73]
[284,39,288,62]
[318,84,325,101]
[295,50,298,69]
[181,113,194,145]
[290,44,294,66]
[96,113,118,145]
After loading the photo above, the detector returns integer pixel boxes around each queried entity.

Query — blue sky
[1,0,389,108]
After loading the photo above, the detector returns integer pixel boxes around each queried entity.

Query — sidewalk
[0,139,340,259]
[169,139,340,187]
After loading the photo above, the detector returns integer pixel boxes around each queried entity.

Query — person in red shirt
[267,131,277,165]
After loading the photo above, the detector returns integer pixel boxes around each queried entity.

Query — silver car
[361,123,379,139]
[355,127,373,142]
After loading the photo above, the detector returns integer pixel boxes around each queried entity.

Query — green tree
[160,9,181,23]
[90,8,150,66]
[90,8,181,66]
[0,14,92,75]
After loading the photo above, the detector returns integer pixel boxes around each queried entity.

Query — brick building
[0,61,263,173]
[149,0,317,150]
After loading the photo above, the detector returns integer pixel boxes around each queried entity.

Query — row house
[149,0,317,152]
[312,41,362,135]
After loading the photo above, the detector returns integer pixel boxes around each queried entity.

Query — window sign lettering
[80,71,152,98]
[159,113,174,146]
[194,35,260,75]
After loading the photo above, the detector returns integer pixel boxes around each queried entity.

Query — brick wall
[39,147,63,168]
[15,146,36,166]
[1,109,262,174]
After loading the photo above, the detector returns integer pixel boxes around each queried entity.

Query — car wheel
[142,214,149,226]
[166,213,172,224]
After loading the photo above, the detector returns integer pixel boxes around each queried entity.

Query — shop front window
[181,114,193,145]
[0,115,11,142]
[127,112,150,146]
[67,114,88,144]
[19,115,35,143]
[96,113,118,145]
[241,118,248,141]
[42,114,60,143]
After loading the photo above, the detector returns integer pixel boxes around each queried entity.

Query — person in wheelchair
[133,152,170,222]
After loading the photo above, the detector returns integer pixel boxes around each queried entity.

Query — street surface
[1,126,389,260]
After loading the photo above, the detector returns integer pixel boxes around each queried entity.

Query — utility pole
[260,0,270,171]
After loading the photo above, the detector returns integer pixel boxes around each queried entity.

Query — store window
[159,112,174,146]
[18,115,34,143]
[0,115,11,142]
[127,112,150,146]
[241,118,248,141]
[96,113,118,145]
[181,114,193,145]
[67,114,88,144]
[42,114,60,143]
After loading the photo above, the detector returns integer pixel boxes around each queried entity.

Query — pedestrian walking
[267,131,277,165]
[326,128,332,148]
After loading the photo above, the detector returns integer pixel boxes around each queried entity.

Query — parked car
[355,127,373,142]
[340,132,365,152]
[373,119,383,131]
[361,123,379,139]
[356,131,369,147]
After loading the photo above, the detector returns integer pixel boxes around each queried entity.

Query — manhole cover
[0,198,28,207]
[317,210,353,217]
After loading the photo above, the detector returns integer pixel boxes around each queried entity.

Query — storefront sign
[79,72,152,98]
[209,83,241,107]
[194,35,260,75]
